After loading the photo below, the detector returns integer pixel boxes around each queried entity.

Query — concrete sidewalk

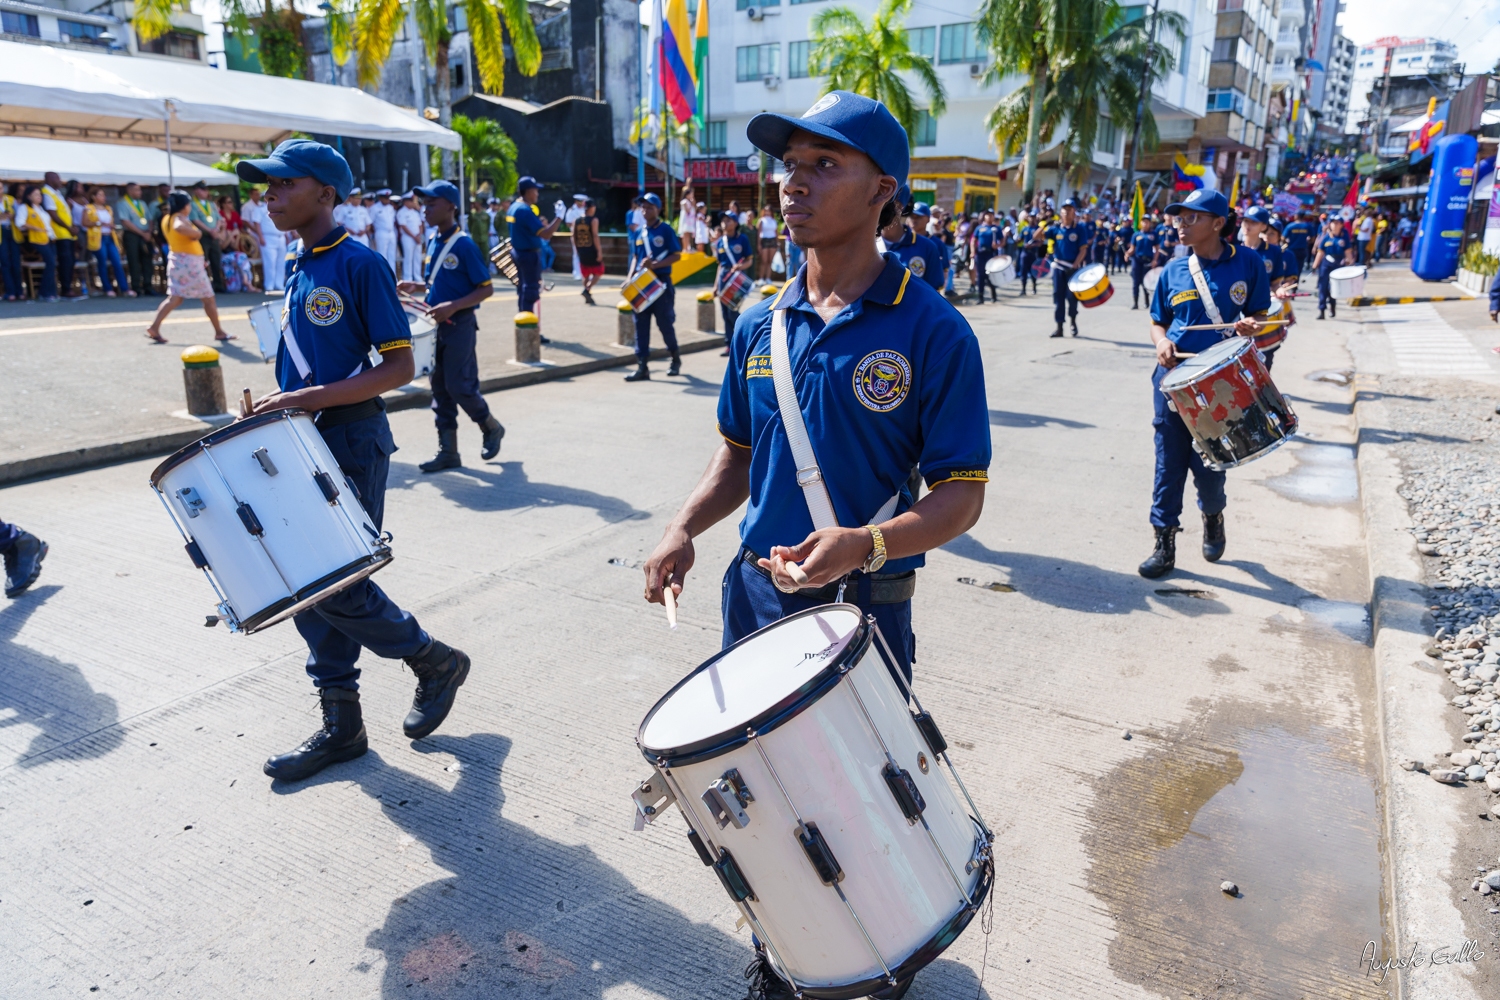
[0,276,724,485]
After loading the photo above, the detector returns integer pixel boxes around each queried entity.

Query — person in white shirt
[396,192,425,283]
[371,188,398,273]
[564,193,588,280]
[331,187,358,239]
[333,188,373,247]
[694,201,709,248]
[678,184,697,251]
[239,186,284,291]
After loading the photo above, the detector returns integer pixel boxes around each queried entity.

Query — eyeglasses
[1171,211,1210,227]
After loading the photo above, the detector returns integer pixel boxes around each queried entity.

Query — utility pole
[1122,0,1161,199]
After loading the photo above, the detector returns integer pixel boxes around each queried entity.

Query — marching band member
[234,141,473,782]
[506,176,562,316]
[1313,215,1355,320]
[624,193,683,382]
[1,518,45,598]
[643,94,990,997]
[1127,215,1158,310]
[400,180,505,472]
[713,209,754,352]
[1017,212,1042,296]
[878,187,944,291]
[1239,205,1294,370]
[1140,188,1271,579]
[970,208,1000,303]
[396,192,424,283]
[371,189,398,274]
[1047,198,1090,337]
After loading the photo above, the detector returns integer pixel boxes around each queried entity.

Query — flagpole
[637,4,645,194]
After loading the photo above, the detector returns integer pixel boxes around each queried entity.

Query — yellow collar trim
[313,231,351,253]
[891,268,912,306]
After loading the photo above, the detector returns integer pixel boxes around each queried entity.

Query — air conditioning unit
[969,62,984,78]
[763,75,781,89]
[747,6,762,19]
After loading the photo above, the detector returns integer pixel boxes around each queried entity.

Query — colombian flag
[693,0,709,132]
[1172,153,1215,192]
[661,0,697,126]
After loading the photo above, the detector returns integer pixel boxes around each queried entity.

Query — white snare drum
[985,254,1015,285]
[634,606,992,996]
[150,409,392,634]
[247,301,281,363]
[1328,264,1367,299]
[1143,266,1164,294]
[719,268,753,310]
[405,307,437,378]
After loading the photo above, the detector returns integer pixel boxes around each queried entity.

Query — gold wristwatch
[862,526,887,574]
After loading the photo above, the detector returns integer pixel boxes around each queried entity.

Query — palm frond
[411,0,448,60]
[465,0,509,92]
[323,0,356,67]
[497,0,542,76]
[131,0,175,43]
[354,0,406,88]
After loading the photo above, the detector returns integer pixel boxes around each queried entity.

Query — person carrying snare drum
[624,193,683,382]
[642,92,990,1000]
[1126,216,1158,310]
[234,141,473,784]
[714,209,754,353]
[1312,216,1355,320]
[1046,198,1090,338]
[1141,188,1272,580]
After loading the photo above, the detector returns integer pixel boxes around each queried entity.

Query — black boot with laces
[744,953,795,1000]
[403,638,471,739]
[263,688,368,782]
[1138,525,1180,579]
[1202,511,1226,562]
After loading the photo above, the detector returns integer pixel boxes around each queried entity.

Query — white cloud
[1340,0,1500,72]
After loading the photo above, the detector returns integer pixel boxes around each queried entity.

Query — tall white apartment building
[1345,36,1457,133]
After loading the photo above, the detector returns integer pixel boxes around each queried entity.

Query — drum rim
[240,550,392,633]
[636,603,872,767]
[1157,336,1255,391]
[1328,264,1367,279]
[149,408,309,488]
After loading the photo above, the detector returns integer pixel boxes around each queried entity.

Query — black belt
[741,548,916,604]
[316,396,385,429]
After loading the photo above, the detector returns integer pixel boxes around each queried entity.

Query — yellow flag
[1228,173,1240,209]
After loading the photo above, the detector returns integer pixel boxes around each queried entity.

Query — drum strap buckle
[794,466,822,488]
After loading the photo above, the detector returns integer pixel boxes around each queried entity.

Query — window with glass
[788,40,812,78]
[704,120,728,154]
[905,26,935,61]
[1206,88,1246,114]
[1199,46,1210,85]
[59,20,105,43]
[789,0,823,5]
[914,110,937,147]
[938,22,981,64]
[136,29,200,59]
[1,11,40,35]
[1097,116,1119,154]
[737,0,779,8]
[736,43,779,81]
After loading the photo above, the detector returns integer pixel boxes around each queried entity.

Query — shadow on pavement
[387,460,648,521]
[0,585,123,768]
[281,733,750,997]
[908,957,993,998]
[989,409,1094,429]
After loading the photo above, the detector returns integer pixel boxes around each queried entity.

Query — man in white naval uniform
[371,188,398,273]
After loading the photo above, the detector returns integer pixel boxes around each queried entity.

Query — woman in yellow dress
[145,192,233,344]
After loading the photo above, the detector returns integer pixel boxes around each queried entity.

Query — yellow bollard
[759,283,780,297]
[180,345,226,417]
[514,311,541,363]
[617,300,635,347]
[697,289,716,334]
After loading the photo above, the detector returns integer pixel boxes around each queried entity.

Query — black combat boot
[3,530,48,598]
[624,363,651,382]
[667,353,682,377]
[1138,525,1180,579]
[263,688,368,782]
[744,952,796,1000]
[1317,309,1326,320]
[1071,320,1080,337]
[1202,511,1226,562]
[479,415,505,461]
[403,638,471,739]
[419,428,461,473]
[1051,324,1064,338]
[1329,299,1337,318]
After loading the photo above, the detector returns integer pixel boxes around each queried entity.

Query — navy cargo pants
[430,309,492,433]
[1150,364,1226,529]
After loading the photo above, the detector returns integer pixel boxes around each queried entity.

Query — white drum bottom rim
[637,604,874,768]
[237,550,392,633]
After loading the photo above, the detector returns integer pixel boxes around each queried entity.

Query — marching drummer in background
[1126,215,1159,310]
[1140,188,1271,579]
[1312,215,1355,320]
[970,208,1000,303]
[234,141,473,783]
[1238,206,1296,370]
[878,186,944,291]
[506,176,562,316]
[713,208,754,353]
[399,179,505,473]
[1158,212,1182,258]
[624,193,683,383]
[1046,198,1090,338]
[1,517,46,598]
[641,93,990,994]
[1017,212,1042,296]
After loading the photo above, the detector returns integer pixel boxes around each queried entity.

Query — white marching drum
[1143,265,1164,295]
[1328,264,1367,299]
[150,409,392,634]
[247,302,281,362]
[984,254,1015,285]
[633,606,992,997]
[404,306,437,378]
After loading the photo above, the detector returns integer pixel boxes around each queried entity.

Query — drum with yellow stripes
[1066,263,1113,308]
[623,268,666,313]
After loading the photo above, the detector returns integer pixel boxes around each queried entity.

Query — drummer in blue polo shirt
[505,176,561,316]
[624,193,683,382]
[878,186,945,291]
[398,179,504,473]
[235,140,473,783]
[1141,187,1271,579]
[1047,198,1091,337]
[1312,215,1355,320]
[713,209,754,353]
[1126,216,1159,309]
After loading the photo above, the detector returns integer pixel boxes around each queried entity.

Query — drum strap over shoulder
[426,226,466,284]
[1187,253,1225,326]
[769,308,901,533]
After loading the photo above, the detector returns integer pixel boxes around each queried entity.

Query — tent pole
[458,147,466,231]
[164,101,175,189]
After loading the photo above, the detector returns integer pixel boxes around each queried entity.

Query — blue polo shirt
[1018,224,1038,251]
[1316,232,1352,268]
[1148,241,1271,356]
[278,227,409,392]
[507,202,545,252]
[1048,222,1090,264]
[1282,221,1313,253]
[717,254,991,575]
[422,225,492,310]
[1278,245,1300,281]
[633,221,682,287]
[714,231,753,277]
[1129,230,1157,265]
[882,229,945,289]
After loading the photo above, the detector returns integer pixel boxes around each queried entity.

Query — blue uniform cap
[1165,188,1230,217]
[746,91,909,187]
[640,193,663,208]
[1264,214,1284,232]
[1060,198,1078,209]
[895,183,912,209]
[235,139,354,202]
[516,175,540,193]
[910,201,931,217]
[413,179,462,207]
[1242,205,1273,225]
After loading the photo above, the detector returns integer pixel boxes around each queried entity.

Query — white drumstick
[663,586,678,630]
[785,562,810,586]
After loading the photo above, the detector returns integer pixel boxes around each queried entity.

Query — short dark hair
[877,197,900,232]
[168,191,191,213]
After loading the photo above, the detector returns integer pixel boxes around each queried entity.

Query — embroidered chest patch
[304,286,344,326]
[908,256,926,277]
[745,354,773,379]
[853,351,912,413]
[1229,280,1248,306]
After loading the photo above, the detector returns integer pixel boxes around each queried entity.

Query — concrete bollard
[181,345,226,417]
[617,300,635,347]
[760,283,780,298]
[514,311,541,363]
[697,290,716,333]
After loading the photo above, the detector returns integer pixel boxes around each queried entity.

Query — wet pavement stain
[1265,441,1361,505]
[1084,701,1390,999]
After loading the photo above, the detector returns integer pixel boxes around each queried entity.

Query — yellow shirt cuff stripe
[377,340,412,352]
[928,471,989,488]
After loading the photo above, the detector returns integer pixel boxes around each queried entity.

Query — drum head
[1068,263,1106,291]
[408,313,437,338]
[1143,266,1163,292]
[1329,265,1366,280]
[985,255,1011,276]
[1158,336,1251,390]
[639,605,866,762]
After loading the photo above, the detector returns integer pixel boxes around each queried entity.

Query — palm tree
[977,0,1071,206]
[808,0,946,146]
[436,113,520,204]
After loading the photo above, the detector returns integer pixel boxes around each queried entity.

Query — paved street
[0,267,1405,997]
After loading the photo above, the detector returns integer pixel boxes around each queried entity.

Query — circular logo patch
[908,256,926,277]
[1068,233,1078,241]
[441,254,459,270]
[653,235,665,248]
[852,350,912,413]
[1264,258,1274,274]
[304,286,344,326]
[1229,280,1248,306]
[804,94,839,118]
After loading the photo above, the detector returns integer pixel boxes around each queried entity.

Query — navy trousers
[720,303,740,345]
[974,251,998,302]
[0,228,22,299]
[1130,261,1151,308]
[1018,250,1038,294]
[1052,265,1078,324]
[721,549,914,684]
[1151,364,1226,528]
[1317,263,1336,311]
[0,518,18,551]
[634,285,678,364]
[514,248,541,313]
[56,238,76,298]
[294,413,428,690]
[430,310,491,432]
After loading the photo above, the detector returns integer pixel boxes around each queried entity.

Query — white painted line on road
[1376,303,1493,376]
[0,315,225,338]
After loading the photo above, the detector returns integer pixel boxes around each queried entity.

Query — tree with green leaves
[808,0,946,147]
[977,0,1068,207]
[430,113,520,204]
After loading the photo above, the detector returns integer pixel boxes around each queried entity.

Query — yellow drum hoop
[1070,271,1111,301]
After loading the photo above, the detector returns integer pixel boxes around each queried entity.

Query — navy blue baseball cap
[746,91,909,187]
[910,201,931,217]
[1265,214,1284,232]
[1060,198,1078,208]
[516,175,540,193]
[1165,187,1230,217]
[235,139,354,201]
[1242,205,1273,225]
[640,193,663,208]
[413,179,462,207]
[894,183,912,209]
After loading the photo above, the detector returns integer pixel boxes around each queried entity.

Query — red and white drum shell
[719,269,753,310]
[1067,263,1113,308]
[1158,336,1298,470]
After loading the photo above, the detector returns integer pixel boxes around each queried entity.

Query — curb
[0,333,724,488]
[1354,372,1485,1000]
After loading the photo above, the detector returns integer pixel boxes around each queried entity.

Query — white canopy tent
[0,40,460,156]
[0,136,237,186]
